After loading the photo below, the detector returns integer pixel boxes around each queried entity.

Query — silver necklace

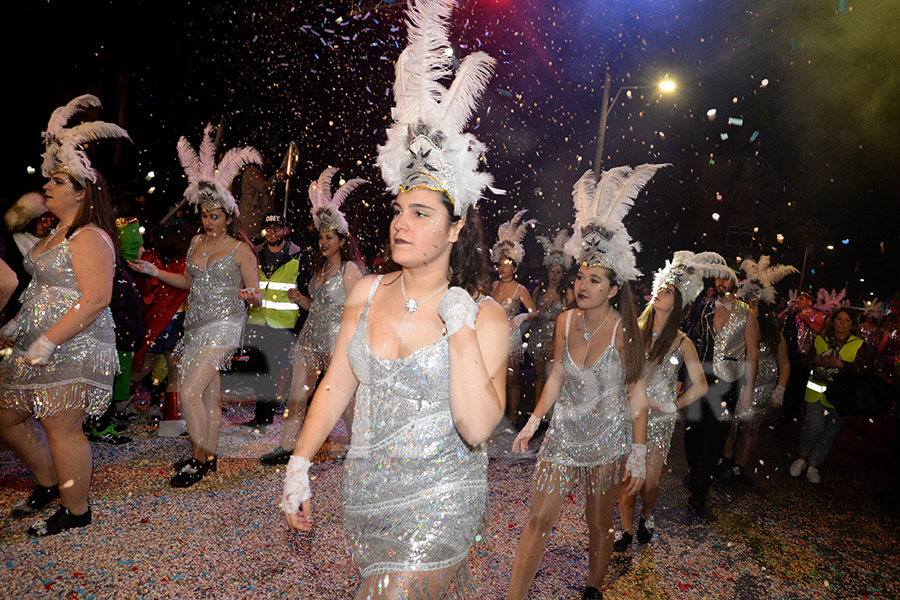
[581,308,613,342]
[396,273,449,346]
[201,234,227,257]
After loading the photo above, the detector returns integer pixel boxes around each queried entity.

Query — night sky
[6,0,899,297]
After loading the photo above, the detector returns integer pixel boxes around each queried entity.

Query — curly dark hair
[382,195,491,298]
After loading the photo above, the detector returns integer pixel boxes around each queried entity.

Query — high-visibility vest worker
[248,213,304,329]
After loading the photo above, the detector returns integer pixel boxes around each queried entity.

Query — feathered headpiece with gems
[41,94,131,186]
[308,167,367,235]
[177,123,261,216]
[652,251,736,308]
[864,298,885,320]
[491,209,536,265]
[563,164,670,284]
[815,288,847,314]
[377,0,497,217]
[536,230,573,270]
[737,255,799,305]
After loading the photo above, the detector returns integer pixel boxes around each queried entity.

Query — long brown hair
[66,173,120,263]
[602,269,644,384]
[383,195,491,298]
[313,230,366,273]
[638,285,685,365]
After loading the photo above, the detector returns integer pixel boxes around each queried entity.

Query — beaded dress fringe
[356,559,478,600]
[0,378,116,418]
[291,343,328,375]
[533,457,624,496]
[174,321,242,376]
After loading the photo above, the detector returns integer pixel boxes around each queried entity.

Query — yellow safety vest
[248,258,300,329]
[805,334,864,409]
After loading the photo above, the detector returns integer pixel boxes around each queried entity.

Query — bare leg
[130,353,156,384]
[507,478,568,600]
[640,447,666,518]
[722,421,738,460]
[617,486,637,535]
[164,351,180,393]
[279,357,320,452]
[41,408,91,515]
[585,467,625,589]
[734,421,761,468]
[180,358,219,461]
[202,371,221,458]
[0,408,57,487]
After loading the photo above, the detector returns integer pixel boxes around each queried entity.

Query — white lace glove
[769,385,785,408]
[655,399,678,414]
[511,312,529,329]
[624,443,647,480]
[0,318,20,343]
[438,287,479,336]
[512,415,541,452]
[128,260,159,278]
[25,334,57,365]
[281,455,311,515]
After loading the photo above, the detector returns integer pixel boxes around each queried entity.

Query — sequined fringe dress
[535,312,631,495]
[646,342,683,466]
[342,276,487,598]
[736,342,778,427]
[528,293,564,364]
[0,232,118,418]
[293,262,348,375]
[174,239,246,375]
[500,286,525,368]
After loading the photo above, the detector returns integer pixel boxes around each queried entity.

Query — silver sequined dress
[175,239,246,374]
[536,312,631,494]
[528,290,564,364]
[0,229,118,418]
[293,262,350,374]
[343,276,487,594]
[736,341,779,426]
[646,341,683,466]
[499,284,525,367]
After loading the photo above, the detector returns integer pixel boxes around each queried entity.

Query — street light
[594,71,677,176]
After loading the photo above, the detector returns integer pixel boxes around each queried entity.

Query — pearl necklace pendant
[405,298,419,313]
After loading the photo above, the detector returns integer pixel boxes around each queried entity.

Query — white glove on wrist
[624,443,647,480]
[770,385,785,408]
[438,287,479,336]
[0,318,20,341]
[511,312,529,329]
[281,455,311,515]
[515,415,541,441]
[129,260,159,278]
[25,334,57,365]
[656,399,678,414]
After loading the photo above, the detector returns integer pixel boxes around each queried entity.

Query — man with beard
[684,274,759,516]
[778,291,825,423]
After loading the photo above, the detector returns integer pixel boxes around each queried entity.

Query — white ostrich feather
[491,210,536,264]
[308,167,366,235]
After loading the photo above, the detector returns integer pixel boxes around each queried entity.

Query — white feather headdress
[307,167,367,235]
[563,164,670,284]
[376,0,496,217]
[815,288,847,314]
[737,255,799,305]
[653,251,736,308]
[41,94,131,186]
[536,230,573,270]
[177,123,261,216]
[491,210,536,265]
[3,192,48,233]
[864,298,885,319]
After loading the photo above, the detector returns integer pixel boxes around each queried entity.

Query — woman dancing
[509,165,668,600]
[0,95,128,535]
[130,124,261,487]
[282,1,508,597]
[490,209,537,423]
[614,251,729,551]
[530,230,574,404]
[259,167,366,465]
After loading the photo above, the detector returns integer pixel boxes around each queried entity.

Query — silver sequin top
[646,340,683,464]
[343,276,488,579]
[529,290,565,364]
[714,300,750,382]
[737,341,779,424]
[294,262,350,373]
[498,283,525,364]
[0,228,118,418]
[538,313,631,480]
[176,238,246,373]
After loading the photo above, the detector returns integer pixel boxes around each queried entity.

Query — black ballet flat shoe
[170,458,212,488]
[11,484,60,517]
[259,446,292,466]
[636,515,655,544]
[28,507,92,537]
[612,530,633,552]
[173,455,217,474]
[583,586,603,599]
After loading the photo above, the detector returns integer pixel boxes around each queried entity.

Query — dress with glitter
[0,228,118,418]
[736,341,778,426]
[500,284,525,367]
[293,262,350,374]
[645,339,684,466]
[535,312,631,494]
[343,276,487,596]
[175,238,246,374]
[528,290,565,364]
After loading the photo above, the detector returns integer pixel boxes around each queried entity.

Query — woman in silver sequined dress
[529,261,573,404]
[509,263,649,600]
[614,283,706,552]
[131,204,261,486]
[260,226,364,464]
[283,188,508,598]
[0,172,120,536]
